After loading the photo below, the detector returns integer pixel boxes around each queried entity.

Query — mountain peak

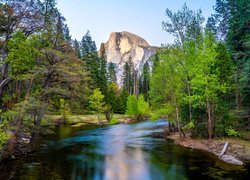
[102,31,156,86]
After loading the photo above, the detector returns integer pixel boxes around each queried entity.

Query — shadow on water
[0,120,249,180]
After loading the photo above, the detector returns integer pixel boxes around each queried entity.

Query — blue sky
[57,0,216,48]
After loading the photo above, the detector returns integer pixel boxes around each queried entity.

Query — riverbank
[166,132,250,166]
[48,114,135,126]
[0,114,137,162]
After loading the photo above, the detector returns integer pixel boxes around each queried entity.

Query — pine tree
[80,31,99,89]
[122,57,134,95]
[81,30,97,57]
[73,39,81,58]
[107,63,117,83]
[63,24,71,42]
[139,62,150,101]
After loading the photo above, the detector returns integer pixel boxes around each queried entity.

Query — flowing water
[0,120,249,180]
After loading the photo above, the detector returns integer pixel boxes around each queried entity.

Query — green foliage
[126,95,138,117]
[123,58,134,95]
[125,94,150,119]
[226,128,240,137]
[6,32,38,79]
[0,120,8,150]
[59,98,70,121]
[137,95,150,118]
[89,88,105,114]
[104,104,113,122]
[120,88,129,113]
[0,130,8,150]
[139,62,150,101]
[81,30,97,56]
[107,62,117,83]
[162,3,205,45]
[184,121,195,130]
[151,108,172,121]
[109,117,119,125]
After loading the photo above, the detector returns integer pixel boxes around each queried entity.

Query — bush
[137,95,150,118]
[0,130,8,150]
[109,118,119,125]
[184,121,195,129]
[126,95,138,117]
[226,128,240,137]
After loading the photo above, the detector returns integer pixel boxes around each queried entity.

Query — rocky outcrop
[101,31,156,86]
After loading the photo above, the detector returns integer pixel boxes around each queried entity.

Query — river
[0,120,249,179]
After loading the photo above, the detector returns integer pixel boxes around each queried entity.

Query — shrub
[226,128,240,137]
[126,95,138,117]
[109,118,119,125]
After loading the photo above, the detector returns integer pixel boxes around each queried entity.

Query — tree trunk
[97,112,101,125]
[206,97,213,140]
[187,82,192,122]
[235,69,241,108]
[175,105,185,141]
[16,80,21,103]
[24,76,34,101]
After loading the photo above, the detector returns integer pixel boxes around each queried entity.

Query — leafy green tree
[150,47,185,139]
[6,32,38,79]
[59,98,70,121]
[89,88,105,124]
[137,95,150,119]
[106,83,118,112]
[162,3,205,46]
[126,95,138,117]
[190,32,227,139]
[0,0,43,108]
[162,4,206,122]
[0,0,93,154]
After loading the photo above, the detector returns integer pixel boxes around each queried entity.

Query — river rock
[21,137,30,144]
[220,155,243,165]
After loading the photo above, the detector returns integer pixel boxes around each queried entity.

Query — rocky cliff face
[101,31,156,86]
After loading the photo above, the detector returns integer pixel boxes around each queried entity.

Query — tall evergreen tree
[63,24,71,42]
[80,31,99,90]
[213,0,250,125]
[73,39,81,58]
[107,63,117,84]
[139,62,150,101]
[81,30,97,57]
[122,57,134,95]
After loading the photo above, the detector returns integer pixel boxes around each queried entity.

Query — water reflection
[103,126,150,180]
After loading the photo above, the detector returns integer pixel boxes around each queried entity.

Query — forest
[0,0,249,160]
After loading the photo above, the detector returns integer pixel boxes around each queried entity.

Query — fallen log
[220,142,229,156]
